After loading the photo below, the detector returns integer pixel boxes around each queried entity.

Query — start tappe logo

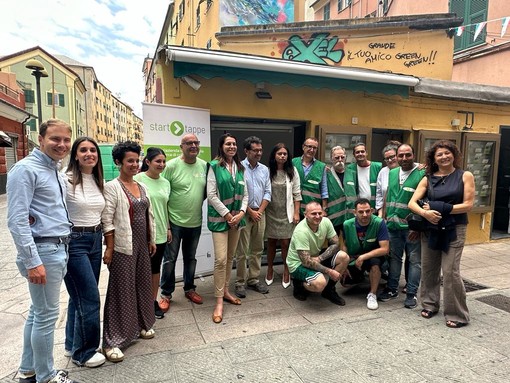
[149,121,206,135]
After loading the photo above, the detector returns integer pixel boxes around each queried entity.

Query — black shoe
[321,287,346,306]
[19,374,36,383]
[154,300,165,319]
[292,279,308,301]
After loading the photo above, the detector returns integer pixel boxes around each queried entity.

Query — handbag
[406,176,433,232]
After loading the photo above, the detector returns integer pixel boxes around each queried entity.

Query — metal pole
[33,71,43,126]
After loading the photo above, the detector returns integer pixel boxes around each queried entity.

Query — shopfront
[155,45,510,244]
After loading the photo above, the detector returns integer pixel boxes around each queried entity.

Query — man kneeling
[341,198,389,310]
[286,202,350,305]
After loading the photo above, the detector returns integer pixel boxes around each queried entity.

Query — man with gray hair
[235,136,271,298]
[326,145,347,234]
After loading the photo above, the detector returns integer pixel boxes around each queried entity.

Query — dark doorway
[210,116,306,165]
[371,129,405,162]
[492,126,510,239]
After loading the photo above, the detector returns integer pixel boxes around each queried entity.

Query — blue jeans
[16,242,68,383]
[160,223,201,297]
[387,229,421,296]
[63,231,102,364]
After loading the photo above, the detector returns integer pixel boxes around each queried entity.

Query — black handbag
[406,176,433,232]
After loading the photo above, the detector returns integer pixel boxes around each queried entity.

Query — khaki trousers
[212,228,241,298]
[235,214,266,286]
[419,224,470,323]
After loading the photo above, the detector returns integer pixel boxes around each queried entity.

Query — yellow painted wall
[217,29,453,79]
[160,58,509,243]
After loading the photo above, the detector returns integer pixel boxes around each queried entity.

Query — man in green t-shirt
[159,133,207,312]
[286,202,350,305]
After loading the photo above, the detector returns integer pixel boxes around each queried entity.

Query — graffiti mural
[220,0,294,26]
[280,33,345,65]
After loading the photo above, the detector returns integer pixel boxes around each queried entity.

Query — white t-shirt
[399,165,418,185]
[357,165,371,199]
[66,173,105,226]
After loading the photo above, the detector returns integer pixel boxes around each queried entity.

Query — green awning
[173,61,409,98]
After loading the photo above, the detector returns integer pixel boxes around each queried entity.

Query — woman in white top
[265,143,301,289]
[63,137,106,368]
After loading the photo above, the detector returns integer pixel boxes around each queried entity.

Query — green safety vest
[343,215,383,257]
[292,157,325,215]
[207,160,246,232]
[344,161,382,219]
[385,166,425,231]
[326,167,347,227]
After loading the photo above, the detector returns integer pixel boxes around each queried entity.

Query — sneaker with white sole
[72,352,105,368]
[48,370,78,383]
[367,293,379,310]
[404,294,417,309]
[64,349,72,357]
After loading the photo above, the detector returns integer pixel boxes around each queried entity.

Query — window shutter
[24,89,35,103]
[451,0,488,52]
[47,92,53,105]
[59,94,65,107]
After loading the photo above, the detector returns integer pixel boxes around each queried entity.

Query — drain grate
[476,294,510,313]
[462,278,489,293]
[439,277,489,293]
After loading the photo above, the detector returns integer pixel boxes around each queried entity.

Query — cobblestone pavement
[1,193,510,382]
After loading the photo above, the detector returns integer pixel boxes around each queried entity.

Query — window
[46,92,65,107]
[324,3,330,20]
[206,39,212,49]
[178,1,184,21]
[450,0,488,52]
[24,89,35,103]
[26,118,37,132]
[196,6,201,29]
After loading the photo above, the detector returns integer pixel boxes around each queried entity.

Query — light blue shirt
[302,158,329,199]
[7,149,72,269]
[241,158,271,208]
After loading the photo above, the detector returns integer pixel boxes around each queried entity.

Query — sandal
[140,328,155,339]
[446,320,468,328]
[212,313,223,324]
[223,296,241,305]
[421,309,438,319]
[103,347,124,363]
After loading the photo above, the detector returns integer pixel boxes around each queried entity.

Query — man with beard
[344,142,382,219]
[378,144,425,309]
[326,146,347,235]
[342,198,389,310]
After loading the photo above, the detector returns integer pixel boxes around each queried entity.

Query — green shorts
[290,257,336,284]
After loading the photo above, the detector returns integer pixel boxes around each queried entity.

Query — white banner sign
[142,102,214,280]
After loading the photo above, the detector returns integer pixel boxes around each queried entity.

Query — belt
[72,224,102,233]
[33,236,71,245]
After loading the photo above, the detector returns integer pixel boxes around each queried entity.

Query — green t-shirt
[133,172,171,244]
[162,156,207,228]
[286,217,336,273]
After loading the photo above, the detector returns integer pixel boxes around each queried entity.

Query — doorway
[491,126,510,239]
[371,129,405,162]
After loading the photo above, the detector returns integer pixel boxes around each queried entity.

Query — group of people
[6,118,474,383]
[288,137,474,330]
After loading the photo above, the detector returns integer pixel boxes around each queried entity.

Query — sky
[1,0,170,117]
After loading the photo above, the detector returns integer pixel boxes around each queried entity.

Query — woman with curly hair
[101,141,156,362]
[409,140,474,328]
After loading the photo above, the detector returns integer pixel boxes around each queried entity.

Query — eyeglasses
[183,141,200,146]
[333,155,346,160]
[384,155,396,162]
[304,144,318,150]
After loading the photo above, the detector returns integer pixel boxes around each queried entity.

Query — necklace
[436,170,455,185]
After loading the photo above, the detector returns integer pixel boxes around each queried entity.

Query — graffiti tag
[282,33,344,65]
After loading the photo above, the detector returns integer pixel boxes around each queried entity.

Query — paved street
[1,192,510,383]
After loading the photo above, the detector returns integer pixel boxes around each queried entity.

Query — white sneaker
[64,349,72,357]
[48,370,77,383]
[72,352,106,368]
[367,293,379,310]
